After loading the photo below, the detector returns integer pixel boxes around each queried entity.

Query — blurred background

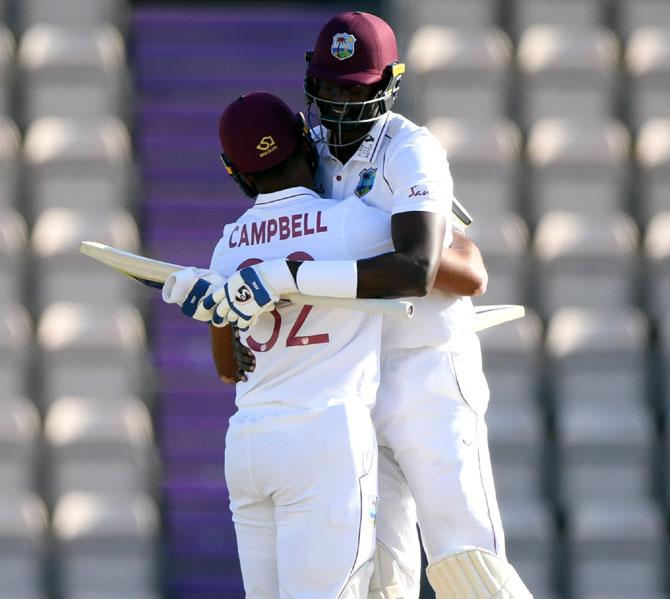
[0,0,669,597]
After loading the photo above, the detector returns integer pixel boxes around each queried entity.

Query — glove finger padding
[203,260,295,329]
[162,267,225,323]
[181,278,216,321]
[220,267,279,331]
[202,286,228,327]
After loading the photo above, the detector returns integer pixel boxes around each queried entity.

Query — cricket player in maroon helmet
[298,11,532,599]
[165,91,392,597]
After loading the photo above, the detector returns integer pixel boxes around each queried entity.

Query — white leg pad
[426,548,533,599]
[339,559,374,599]
[368,541,407,599]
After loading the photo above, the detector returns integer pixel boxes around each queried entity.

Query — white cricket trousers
[225,402,378,598]
[372,331,505,597]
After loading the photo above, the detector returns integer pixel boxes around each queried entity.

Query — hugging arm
[434,231,487,297]
[354,211,446,298]
[210,324,255,384]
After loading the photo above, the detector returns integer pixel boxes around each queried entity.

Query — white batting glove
[203,259,297,330]
[162,267,225,322]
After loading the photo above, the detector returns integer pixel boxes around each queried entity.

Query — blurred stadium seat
[645,211,670,317]
[18,25,130,124]
[557,399,655,505]
[637,118,670,222]
[0,0,10,24]
[545,304,651,519]
[407,26,512,122]
[487,395,544,502]
[511,0,605,34]
[427,117,523,218]
[569,501,666,597]
[44,395,158,501]
[53,492,159,595]
[0,303,32,400]
[534,211,639,314]
[0,24,14,116]
[479,311,543,410]
[625,27,670,129]
[413,0,497,29]
[0,1,165,596]
[0,207,27,304]
[0,118,21,208]
[618,0,670,38]
[517,26,620,127]
[31,208,141,310]
[23,117,135,216]
[17,0,129,31]
[498,497,556,597]
[0,396,40,493]
[0,494,48,595]
[37,302,149,404]
[527,119,631,222]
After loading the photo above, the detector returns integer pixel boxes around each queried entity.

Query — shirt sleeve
[340,198,394,260]
[384,128,455,219]
[208,230,230,275]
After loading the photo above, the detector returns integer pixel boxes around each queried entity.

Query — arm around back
[434,232,488,297]
[355,210,446,299]
[210,324,248,384]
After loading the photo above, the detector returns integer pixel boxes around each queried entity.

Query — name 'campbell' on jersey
[210,186,393,412]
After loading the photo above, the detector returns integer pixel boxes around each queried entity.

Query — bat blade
[80,241,180,288]
[452,197,473,229]
[474,304,525,332]
[79,241,414,319]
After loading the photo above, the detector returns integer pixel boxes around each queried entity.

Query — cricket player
[163,92,393,597]
[206,12,531,599]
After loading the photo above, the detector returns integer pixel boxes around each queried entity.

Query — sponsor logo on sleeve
[408,184,430,197]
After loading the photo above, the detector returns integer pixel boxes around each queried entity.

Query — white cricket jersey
[210,186,393,411]
[312,111,476,351]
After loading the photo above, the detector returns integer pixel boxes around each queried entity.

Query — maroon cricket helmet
[219,92,302,174]
[306,11,399,86]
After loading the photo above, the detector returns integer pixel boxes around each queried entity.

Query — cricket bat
[452,197,473,231]
[79,241,415,319]
[473,304,525,332]
[80,242,525,331]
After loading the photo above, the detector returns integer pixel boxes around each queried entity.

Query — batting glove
[203,259,297,330]
[162,267,225,322]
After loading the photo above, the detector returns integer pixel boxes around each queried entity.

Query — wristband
[259,259,298,295]
[296,260,357,298]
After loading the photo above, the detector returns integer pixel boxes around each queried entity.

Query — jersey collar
[316,112,392,166]
[351,112,392,163]
[254,186,321,206]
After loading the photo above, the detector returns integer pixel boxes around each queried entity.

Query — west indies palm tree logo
[355,167,377,197]
[331,33,356,60]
